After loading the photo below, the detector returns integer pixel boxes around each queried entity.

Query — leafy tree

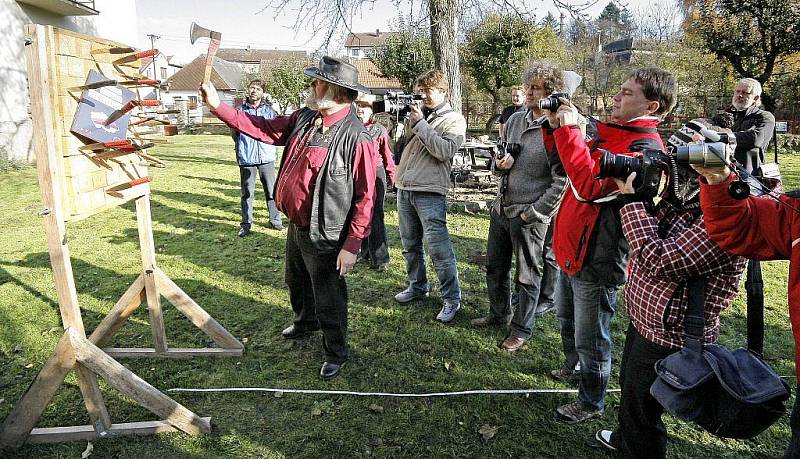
[462,14,566,130]
[370,29,434,91]
[688,0,800,109]
[597,1,635,43]
[261,57,312,114]
[540,12,560,33]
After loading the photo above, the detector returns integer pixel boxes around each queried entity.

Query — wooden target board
[0,25,243,449]
[41,27,152,221]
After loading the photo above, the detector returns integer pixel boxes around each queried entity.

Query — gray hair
[522,60,564,94]
[737,78,762,97]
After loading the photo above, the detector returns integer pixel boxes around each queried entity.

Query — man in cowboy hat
[200,56,377,380]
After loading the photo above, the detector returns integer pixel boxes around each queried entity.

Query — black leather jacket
[282,107,373,252]
[728,105,775,173]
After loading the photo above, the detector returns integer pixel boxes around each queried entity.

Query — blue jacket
[234,100,277,166]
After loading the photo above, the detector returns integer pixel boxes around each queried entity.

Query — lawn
[1,135,797,458]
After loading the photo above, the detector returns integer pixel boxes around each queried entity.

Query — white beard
[305,87,338,111]
[732,99,750,111]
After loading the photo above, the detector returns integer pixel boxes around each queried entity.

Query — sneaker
[394,288,429,303]
[550,367,580,385]
[555,400,604,424]
[534,301,555,316]
[436,301,460,323]
[238,225,251,237]
[269,222,285,230]
[373,262,390,272]
[595,430,617,451]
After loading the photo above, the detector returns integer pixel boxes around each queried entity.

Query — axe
[189,22,221,85]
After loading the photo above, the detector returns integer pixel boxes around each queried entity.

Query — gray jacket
[493,110,567,223]
[395,103,467,195]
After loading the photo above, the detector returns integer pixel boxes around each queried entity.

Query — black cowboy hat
[304,56,370,94]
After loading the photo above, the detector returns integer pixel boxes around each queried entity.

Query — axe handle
[203,38,220,85]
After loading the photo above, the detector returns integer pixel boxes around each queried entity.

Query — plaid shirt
[621,202,746,349]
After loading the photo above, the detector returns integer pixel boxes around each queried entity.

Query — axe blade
[190,22,220,44]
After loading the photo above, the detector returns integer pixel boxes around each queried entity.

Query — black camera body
[598,149,670,199]
[373,91,423,118]
[538,92,570,111]
[494,142,521,161]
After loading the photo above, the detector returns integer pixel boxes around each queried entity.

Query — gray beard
[732,100,750,111]
[305,92,337,111]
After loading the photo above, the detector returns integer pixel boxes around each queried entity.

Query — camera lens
[538,96,558,111]
[598,151,643,180]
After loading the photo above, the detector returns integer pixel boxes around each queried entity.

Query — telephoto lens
[597,151,643,181]
[674,142,728,168]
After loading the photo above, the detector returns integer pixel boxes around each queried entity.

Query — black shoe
[534,302,555,316]
[281,324,318,339]
[320,361,343,380]
[238,225,251,237]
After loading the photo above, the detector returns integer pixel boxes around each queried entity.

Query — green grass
[1,135,798,458]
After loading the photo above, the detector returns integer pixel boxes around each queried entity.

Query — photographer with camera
[393,70,467,323]
[593,121,746,457]
[470,61,567,352]
[545,68,677,423]
[695,163,800,458]
[727,78,775,174]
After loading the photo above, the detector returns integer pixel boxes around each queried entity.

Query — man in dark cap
[201,56,376,380]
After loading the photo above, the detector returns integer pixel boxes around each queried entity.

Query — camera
[494,142,521,161]
[597,149,671,199]
[373,91,423,118]
[674,142,729,168]
[538,92,570,111]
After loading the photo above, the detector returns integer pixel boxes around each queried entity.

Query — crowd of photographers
[201,57,798,457]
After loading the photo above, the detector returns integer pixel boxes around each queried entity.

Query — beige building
[2,0,139,162]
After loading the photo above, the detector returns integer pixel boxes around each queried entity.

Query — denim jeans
[538,220,558,306]
[397,189,461,303]
[556,271,617,411]
[240,163,281,227]
[485,211,548,339]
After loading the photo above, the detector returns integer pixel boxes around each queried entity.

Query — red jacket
[551,118,663,276]
[700,174,800,377]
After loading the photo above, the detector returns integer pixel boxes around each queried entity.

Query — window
[160,67,167,79]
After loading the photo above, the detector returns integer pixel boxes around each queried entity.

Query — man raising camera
[393,70,467,323]
[471,60,567,352]
[545,68,677,423]
[593,122,746,457]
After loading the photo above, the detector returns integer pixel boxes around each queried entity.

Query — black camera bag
[650,277,790,439]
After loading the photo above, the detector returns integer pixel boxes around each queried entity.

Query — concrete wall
[1,0,138,162]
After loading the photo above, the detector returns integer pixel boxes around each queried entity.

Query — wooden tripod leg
[0,333,75,449]
[67,328,211,435]
[89,274,145,347]
[135,196,167,353]
[155,268,243,350]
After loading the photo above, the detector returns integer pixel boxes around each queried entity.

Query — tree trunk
[484,91,500,134]
[429,0,462,113]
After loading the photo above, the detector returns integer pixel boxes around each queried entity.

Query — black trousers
[617,323,675,459]
[360,166,389,266]
[285,223,349,364]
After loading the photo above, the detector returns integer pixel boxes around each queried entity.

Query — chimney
[375,29,380,36]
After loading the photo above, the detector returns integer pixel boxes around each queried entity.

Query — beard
[732,99,750,111]
[305,86,338,111]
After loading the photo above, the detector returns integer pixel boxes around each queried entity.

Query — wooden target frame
[0,25,243,449]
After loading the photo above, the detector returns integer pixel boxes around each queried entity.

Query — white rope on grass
[168,387,622,397]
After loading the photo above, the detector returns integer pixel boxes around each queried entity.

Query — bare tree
[260,0,596,113]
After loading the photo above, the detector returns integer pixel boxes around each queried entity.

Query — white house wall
[1,0,138,162]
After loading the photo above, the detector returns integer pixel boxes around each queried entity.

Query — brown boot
[501,336,526,351]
